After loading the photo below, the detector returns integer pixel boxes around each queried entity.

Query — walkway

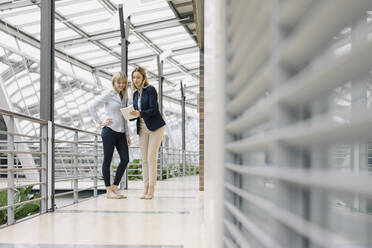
[0,176,204,248]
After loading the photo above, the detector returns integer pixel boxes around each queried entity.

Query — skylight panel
[64,43,101,55]
[131,9,174,25]
[71,65,95,82]
[55,29,81,41]
[0,62,8,74]
[172,52,199,64]
[55,99,65,108]
[75,50,110,61]
[21,25,41,37]
[152,32,189,43]
[106,66,122,74]
[162,66,179,74]
[101,39,121,47]
[80,21,113,34]
[6,82,18,96]
[26,95,39,106]
[3,9,40,26]
[56,58,73,75]
[0,31,17,50]
[12,92,22,103]
[18,41,40,59]
[57,1,104,16]
[158,38,195,51]
[128,48,154,59]
[89,55,118,66]
[166,74,188,81]
[143,26,184,38]
[8,53,23,63]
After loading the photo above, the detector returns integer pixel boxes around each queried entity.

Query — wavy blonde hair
[112,72,127,97]
[131,66,149,92]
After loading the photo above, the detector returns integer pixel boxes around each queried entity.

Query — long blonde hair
[112,72,127,97]
[131,66,149,92]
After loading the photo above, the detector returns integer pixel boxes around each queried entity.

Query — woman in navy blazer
[130,66,166,199]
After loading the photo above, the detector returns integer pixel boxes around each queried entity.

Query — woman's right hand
[99,118,112,126]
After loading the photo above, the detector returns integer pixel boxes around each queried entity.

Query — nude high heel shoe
[144,185,155,200]
[140,185,149,199]
[106,187,120,199]
[111,185,127,199]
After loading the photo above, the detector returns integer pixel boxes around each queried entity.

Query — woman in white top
[89,72,131,199]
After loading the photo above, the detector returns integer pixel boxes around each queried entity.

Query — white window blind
[223,1,372,247]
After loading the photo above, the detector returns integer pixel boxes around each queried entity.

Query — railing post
[120,147,127,190]
[73,131,78,203]
[40,0,55,212]
[7,116,15,225]
[194,152,197,175]
[166,147,169,179]
[94,135,98,197]
[176,149,179,177]
[188,151,191,176]
[40,122,48,213]
[192,152,195,175]
[182,149,186,177]
[47,121,53,211]
[110,159,114,189]
[179,149,182,177]
[158,147,163,181]
[172,148,176,178]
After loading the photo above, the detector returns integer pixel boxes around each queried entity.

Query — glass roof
[0,0,200,150]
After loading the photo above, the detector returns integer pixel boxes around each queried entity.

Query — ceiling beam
[94,45,199,69]
[0,19,112,80]
[0,0,90,14]
[175,1,193,8]
[167,1,197,44]
[55,16,193,47]
[192,0,204,49]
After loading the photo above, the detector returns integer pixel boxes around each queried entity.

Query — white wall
[204,0,225,247]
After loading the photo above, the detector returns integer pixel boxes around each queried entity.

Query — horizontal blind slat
[226,110,372,153]
[225,163,372,196]
[223,219,252,248]
[279,0,370,69]
[224,182,351,248]
[278,38,372,106]
[224,201,283,248]
[226,66,271,113]
[228,2,271,59]
[226,99,271,134]
[279,0,314,30]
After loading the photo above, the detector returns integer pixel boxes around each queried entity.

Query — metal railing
[126,147,199,181]
[0,108,48,227]
[0,107,199,228]
[53,123,104,204]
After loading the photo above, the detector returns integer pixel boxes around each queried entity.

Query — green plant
[0,186,40,225]
[0,190,7,225]
[159,164,199,179]
[128,162,142,180]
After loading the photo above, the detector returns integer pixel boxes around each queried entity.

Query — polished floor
[0,176,204,248]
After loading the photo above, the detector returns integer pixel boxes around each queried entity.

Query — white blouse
[89,90,129,134]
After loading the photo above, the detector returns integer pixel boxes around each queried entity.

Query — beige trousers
[139,119,165,187]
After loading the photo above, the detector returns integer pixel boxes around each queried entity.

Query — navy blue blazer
[132,85,166,134]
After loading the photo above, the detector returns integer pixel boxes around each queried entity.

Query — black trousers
[101,126,129,187]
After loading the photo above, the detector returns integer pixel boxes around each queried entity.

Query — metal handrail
[0,108,47,124]
[0,131,44,140]
[0,167,45,172]
[54,123,99,136]
[0,107,200,228]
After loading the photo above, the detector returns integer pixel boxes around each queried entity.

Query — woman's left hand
[126,135,131,146]
[130,110,140,118]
